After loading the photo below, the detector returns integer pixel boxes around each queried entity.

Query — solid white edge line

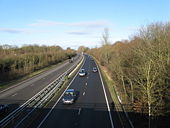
[96,62,115,128]
[78,108,81,115]
[37,55,86,128]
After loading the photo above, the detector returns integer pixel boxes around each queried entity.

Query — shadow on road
[0,99,170,128]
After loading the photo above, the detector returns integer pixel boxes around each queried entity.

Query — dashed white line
[12,93,18,97]
[78,108,81,115]
[83,92,86,96]
[85,82,87,86]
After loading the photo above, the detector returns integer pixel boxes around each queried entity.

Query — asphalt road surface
[37,55,122,128]
[0,54,81,119]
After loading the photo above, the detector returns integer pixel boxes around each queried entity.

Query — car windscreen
[80,69,85,73]
[65,91,74,95]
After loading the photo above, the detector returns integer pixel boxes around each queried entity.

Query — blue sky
[0,0,170,49]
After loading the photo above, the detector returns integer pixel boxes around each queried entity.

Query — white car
[92,67,98,72]
[79,69,86,76]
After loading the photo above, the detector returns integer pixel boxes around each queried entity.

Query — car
[69,58,74,63]
[0,104,9,115]
[79,69,86,76]
[92,67,98,72]
[90,57,93,61]
[62,89,77,104]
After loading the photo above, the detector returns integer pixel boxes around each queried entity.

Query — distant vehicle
[62,89,77,104]
[90,57,93,61]
[69,58,74,63]
[79,69,86,76]
[92,67,98,72]
[0,104,9,115]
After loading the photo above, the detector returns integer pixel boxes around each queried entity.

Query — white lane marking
[96,62,114,128]
[83,92,86,96]
[37,56,86,128]
[85,82,87,86]
[12,93,18,97]
[78,108,81,115]
[87,77,88,79]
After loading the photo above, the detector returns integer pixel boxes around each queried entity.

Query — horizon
[0,0,170,49]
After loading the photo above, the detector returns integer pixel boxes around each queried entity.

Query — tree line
[0,45,76,83]
[88,23,170,118]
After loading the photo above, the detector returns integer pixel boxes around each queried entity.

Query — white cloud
[0,28,26,34]
[65,30,90,35]
[30,20,112,28]
[30,20,64,27]
[0,28,48,34]
[69,21,112,28]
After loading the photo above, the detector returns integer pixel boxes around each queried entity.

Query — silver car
[79,69,86,76]
[92,67,98,72]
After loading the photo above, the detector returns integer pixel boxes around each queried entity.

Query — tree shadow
[0,99,170,128]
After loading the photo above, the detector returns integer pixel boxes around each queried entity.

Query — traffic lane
[0,55,81,104]
[76,58,112,128]
[38,55,89,128]
[91,59,123,127]
[62,57,121,128]
[39,55,112,128]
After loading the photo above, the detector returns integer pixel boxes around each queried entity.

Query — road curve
[36,54,122,128]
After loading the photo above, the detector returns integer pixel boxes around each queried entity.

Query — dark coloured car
[62,89,77,104]
[0,104,9,115]
[92,67,98,72]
